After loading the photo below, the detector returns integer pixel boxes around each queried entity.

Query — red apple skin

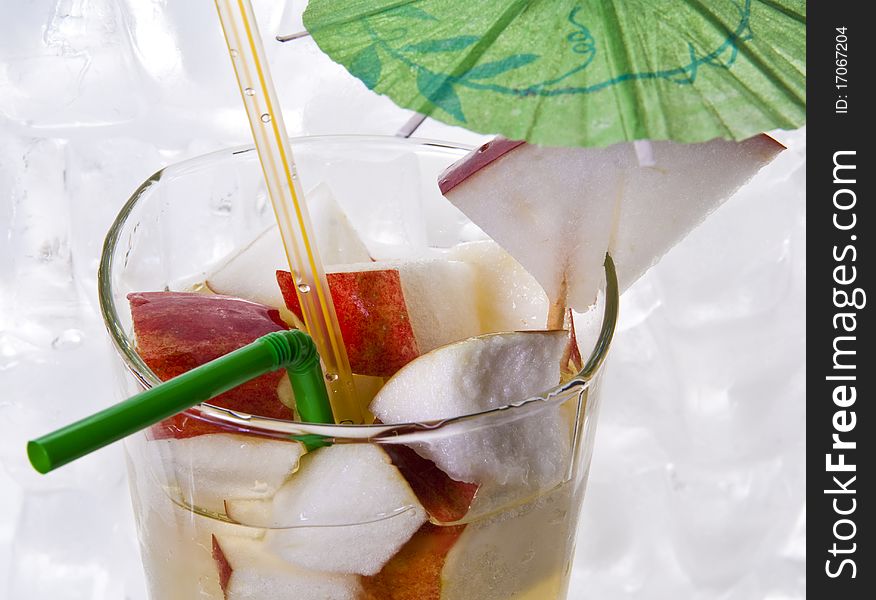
[277,270,419,377]
[381,443,478,524]
[361,522,466,600]
[561,308,584,382]
[128,292,293,439]
[438,137,524,195]
[212,535,233,595]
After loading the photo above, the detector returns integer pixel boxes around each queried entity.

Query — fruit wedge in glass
[100,134,779,599]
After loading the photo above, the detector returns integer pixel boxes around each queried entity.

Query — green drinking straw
[27,329,333,474]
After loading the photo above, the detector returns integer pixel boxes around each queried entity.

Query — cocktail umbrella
[303,0,804,147]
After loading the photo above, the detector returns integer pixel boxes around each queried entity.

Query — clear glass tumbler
[98,136,617,600]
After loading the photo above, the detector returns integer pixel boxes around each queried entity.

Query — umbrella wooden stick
[276,30,310,42]
[396,113,428,138]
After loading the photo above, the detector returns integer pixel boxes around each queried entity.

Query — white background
[0,1,805,598]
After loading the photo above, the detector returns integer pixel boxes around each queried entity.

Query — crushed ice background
[0,2,804,598]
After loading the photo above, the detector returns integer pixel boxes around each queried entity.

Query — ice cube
[0,0,145,128]
[206,183,371,310]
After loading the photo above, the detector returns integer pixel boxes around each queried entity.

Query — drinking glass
[98,136,617,599]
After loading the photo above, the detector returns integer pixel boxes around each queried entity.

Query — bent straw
[214,0,363,424]
[27,330,332,474]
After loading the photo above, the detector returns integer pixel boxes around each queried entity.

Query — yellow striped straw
[214,0,363,424]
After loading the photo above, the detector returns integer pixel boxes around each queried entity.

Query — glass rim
[97,134,618,441]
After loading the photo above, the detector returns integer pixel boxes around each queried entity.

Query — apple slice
[369,331,571,502]
[277,267,414,377]
[206,183,371,311]
[149,433,305,515]
[440,135,785,318]
[277,258,480,377]
[382,443,478,524]
[212,535,361,600]
[128,291,293,438]
[225,444,427,576]
[448,240,549,333]
[361,523,466,600]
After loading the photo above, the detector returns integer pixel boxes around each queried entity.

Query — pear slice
[440,135,785,320]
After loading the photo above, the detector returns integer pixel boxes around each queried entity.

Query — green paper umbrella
[303,0,805,147]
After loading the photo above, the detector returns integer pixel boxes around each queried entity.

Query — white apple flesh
[607,136,786,290]
[373,258,481,355]
[369,331,572,503]
[440,135,785,315]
